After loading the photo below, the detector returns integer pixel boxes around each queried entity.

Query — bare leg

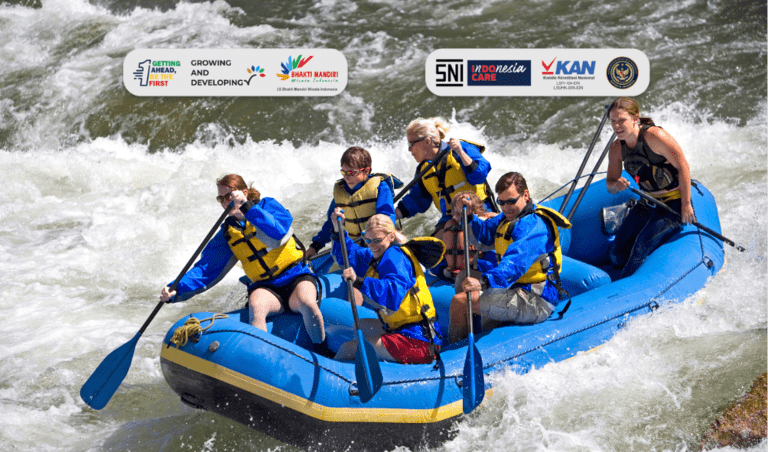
[249,288,284,331]
[448,291,481,343]
[288,280,325,343]
[334,319,395,362]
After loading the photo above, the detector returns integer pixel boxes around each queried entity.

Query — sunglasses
[363,231,392,245]
[216,191,236,203]
[408,136,428,148]
[497,193,523,206]
[340,167,370,177]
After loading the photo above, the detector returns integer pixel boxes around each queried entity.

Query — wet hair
[495,171,528,196]
[340,146,372,170]
[365,214,407,245]
[609,97,655,126]
[451,191,488,216]
[216,174,261,202]
[405,117,451,144]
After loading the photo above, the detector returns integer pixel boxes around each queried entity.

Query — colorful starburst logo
[245,65,265,85]
[277,55,314,81]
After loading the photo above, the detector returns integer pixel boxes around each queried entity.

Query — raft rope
[169,314,229,348]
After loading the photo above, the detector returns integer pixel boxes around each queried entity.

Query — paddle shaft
[393,147,450,204]
[80,201,235,409]
[629,187,746,252]
[461,206,474,335]
[565,132,616,221]
[559,105,610,214]
[336,217,383,402]
[461,205,485,413]
[336,218,363,329]
[139,201,236,334]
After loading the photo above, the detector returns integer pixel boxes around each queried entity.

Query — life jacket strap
[419,305,442,369]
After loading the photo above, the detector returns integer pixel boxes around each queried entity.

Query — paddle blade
[354,330,383,403]
[462,334,485,414]
[80,332,140,410]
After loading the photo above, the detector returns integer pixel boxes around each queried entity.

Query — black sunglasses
[497,193,523,206]
[216,191,236,203]
[408,136,428,148]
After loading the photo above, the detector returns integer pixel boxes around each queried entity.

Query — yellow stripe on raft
[161,346,494,423]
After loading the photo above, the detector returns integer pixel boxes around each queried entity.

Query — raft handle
[180,393,205,409]
[348,382,359,397]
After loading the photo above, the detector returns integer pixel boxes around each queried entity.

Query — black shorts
[248,274,318,312]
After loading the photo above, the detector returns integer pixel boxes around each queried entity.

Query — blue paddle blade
[80,332,140,410]
[462,333,485,414]
[355,330,383,403]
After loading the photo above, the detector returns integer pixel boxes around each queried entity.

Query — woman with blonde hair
[330,211,443,364]
[396,116,494,237]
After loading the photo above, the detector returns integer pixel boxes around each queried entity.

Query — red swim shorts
[380,333,435,364]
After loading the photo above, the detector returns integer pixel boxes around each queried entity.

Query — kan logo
[542,58,596,75]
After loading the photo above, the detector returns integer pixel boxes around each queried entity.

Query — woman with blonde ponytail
[330,211,443,364]
[396,116,494,236]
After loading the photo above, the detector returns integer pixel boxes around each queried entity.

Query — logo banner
[123,49,347,96]
[426,49,649,97]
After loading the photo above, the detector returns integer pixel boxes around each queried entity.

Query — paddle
[565,132,616,221]
[393,146,450,204]
[629,187,746,252]
[80,201,235,410]
[461,205,484,413]
[336,216,383,403]
[559,105,610,214]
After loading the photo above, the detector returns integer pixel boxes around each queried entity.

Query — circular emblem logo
[606,57,639,89]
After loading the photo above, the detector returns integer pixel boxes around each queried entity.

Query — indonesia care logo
[606,57,639,89]
[277,54,340,83]
[467,60,530,86]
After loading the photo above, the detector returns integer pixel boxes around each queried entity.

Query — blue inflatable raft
[159,177,725,450]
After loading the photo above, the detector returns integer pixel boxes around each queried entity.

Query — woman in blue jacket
[395,116,494,236]
[330,212,442,364]
[160,174,330,356]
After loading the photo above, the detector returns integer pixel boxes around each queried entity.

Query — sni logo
[435,59,463,87]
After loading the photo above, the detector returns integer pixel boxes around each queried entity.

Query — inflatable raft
[159,177,725,450]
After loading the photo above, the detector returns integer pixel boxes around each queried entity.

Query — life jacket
[494,204,571,294]
[333,173,402,239]
[621,124,679,192]
[223,217,304,282]
[365,238,443,331]
[441,218,478,272]
[417,140,490,217]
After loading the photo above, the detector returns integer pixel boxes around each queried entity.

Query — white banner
[123,49,347,97]
[426,49,649,97]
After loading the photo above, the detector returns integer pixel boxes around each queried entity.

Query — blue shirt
[311,176,396,250]
[470,204,560,303]
[170,197,311,302]
[397,140,492,226]
[332,233,443,344]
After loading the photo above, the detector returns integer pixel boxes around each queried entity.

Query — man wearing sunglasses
[306,146,399,257]
[448,172,571,343]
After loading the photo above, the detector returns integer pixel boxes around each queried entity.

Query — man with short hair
[448,172,571,343]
